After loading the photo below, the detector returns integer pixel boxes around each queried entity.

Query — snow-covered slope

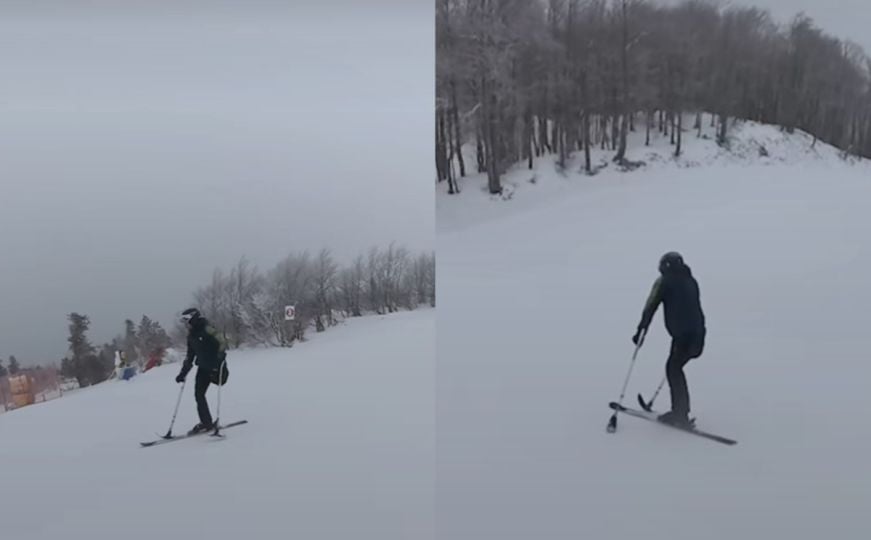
[0,310,433,540]
[438,115,868,232]
[436,120,871,539]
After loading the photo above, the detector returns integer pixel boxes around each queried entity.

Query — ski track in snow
[437,119,871,539]
[0,310,434,540]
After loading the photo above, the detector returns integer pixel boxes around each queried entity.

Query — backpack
[210,358,229,386]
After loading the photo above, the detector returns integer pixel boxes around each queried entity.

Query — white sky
[0,0,433,364]
[664,0,871,55]
[746,0,871,55]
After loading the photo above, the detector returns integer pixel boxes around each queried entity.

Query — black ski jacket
[180,317,227,376]
[637,263,706,338]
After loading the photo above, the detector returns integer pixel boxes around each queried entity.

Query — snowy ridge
[438,115,870,232]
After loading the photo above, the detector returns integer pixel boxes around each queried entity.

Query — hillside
[436,117,871,539]
[0,309,434,540]
[438,115,869,232]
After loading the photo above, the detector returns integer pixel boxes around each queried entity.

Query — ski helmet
[181,307,201,323]
[658,251,684,273]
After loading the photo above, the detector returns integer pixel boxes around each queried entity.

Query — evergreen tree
[138,316,171,360]
[67,313,101,386]
[8,356,20,375]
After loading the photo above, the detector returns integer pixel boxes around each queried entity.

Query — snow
[437,116,860,232]
[436,118,871,539]
[0,309,433,540]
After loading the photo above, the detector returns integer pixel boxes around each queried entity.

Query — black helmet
[181,308,201,324]
[658,251,684,273]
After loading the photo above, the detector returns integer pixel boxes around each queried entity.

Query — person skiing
[176,308,229,435]
[632,251,706,428]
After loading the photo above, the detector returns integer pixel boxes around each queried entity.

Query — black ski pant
[666,330,705,416]
[194,368,213,427]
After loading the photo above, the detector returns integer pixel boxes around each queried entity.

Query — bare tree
[313,249,339,332]
[178,244,433,349]
[436,0,871,176]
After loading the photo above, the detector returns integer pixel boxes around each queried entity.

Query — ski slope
[0,310,433,540]
[436,121,871,539]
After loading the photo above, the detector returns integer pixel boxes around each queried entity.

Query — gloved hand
[632,328,645,346]
[175,372,186,383]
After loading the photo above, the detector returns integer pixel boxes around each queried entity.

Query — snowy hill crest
[437,115,871,231]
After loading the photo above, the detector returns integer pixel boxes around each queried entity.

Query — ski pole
[638,375,666,412]
[163,379,186,439]
[607,329,645,433]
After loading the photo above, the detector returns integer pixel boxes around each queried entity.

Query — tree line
[58,313,172,387]
[51,242,434,387]
[187,243,436,348]
[0,356,21,377]
[436,0,871,194]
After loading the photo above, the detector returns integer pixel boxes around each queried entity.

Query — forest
[436,0,871,194]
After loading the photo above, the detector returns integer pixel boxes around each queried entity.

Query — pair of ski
[140,420,248,447]
[609,400,736,446]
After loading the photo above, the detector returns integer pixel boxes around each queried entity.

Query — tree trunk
[717,113,728,146]
[645,110,651,146]
[450,79,466,177]
[475,122,486,173]
[583,111,592,173]
[675,110,682,157]
[436,109,448,184]
[525,106,534,169]
[611,113,619,152]
[539,111,550,154]
[483,78,501,195]
[614,114,629,162]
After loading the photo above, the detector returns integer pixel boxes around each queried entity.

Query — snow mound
[437,115,870,232]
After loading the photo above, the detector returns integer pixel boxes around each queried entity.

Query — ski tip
[608,401,626,412]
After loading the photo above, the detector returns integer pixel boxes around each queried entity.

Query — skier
[632,251,706,428]
[176,308,229,435]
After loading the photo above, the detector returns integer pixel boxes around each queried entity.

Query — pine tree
[8,356,20,375]
[0,359,7,377]
[138,316,171,360]
[67,313,99,386]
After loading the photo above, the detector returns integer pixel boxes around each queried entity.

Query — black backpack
[210,359,229,386]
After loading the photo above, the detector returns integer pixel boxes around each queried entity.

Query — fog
[0,0,433,363]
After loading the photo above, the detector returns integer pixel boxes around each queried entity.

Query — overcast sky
[0,1,433,364]
[665,0,871,55]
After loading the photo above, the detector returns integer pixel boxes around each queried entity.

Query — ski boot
[187,422,214,436]
[657,410,695,429]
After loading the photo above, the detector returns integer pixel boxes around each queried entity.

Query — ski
[608,402,736,445]
[140,420,248,447]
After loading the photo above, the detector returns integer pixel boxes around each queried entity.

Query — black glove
[632,328,645,346]
[176,372,186,383]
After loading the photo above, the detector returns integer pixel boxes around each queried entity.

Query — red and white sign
[284,305,296,320]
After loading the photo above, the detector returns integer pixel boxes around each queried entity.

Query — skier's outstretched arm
[637,276,663,333]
